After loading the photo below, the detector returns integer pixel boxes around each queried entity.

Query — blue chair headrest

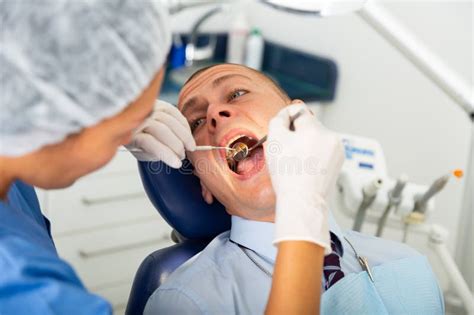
[138,160,231,239]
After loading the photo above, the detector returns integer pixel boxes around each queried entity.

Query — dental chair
[125,160,231,315]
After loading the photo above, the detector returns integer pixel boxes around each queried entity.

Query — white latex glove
[126,100,196,168]
[265,103,345,253]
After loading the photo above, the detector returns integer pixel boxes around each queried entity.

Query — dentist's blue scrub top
[0,181,111,315]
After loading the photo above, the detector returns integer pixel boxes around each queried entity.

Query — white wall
[171,0,473,291]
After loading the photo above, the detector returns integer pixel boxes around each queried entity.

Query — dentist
[0,2,184,313]
[0,1,342,314]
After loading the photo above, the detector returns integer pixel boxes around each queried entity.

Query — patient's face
[179,64,290,221]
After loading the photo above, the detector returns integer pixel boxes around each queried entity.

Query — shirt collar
[229,213,345,263]
[230,216,277,263]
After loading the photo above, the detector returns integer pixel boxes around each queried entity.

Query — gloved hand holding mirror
[126,100,196,168]
[265,103,345,253]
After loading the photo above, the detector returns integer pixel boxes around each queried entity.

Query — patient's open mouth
[226,135,265,177]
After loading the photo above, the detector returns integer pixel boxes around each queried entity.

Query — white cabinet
[38,152,173,315]
[48,172,157,235]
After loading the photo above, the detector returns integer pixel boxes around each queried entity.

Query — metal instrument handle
[81,192,145,206]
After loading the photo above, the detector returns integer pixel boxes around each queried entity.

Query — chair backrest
[125,240,209,315]
[139,160,231,239]
[125,161,231,315]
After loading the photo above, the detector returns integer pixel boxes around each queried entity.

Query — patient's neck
[227,208,275,223]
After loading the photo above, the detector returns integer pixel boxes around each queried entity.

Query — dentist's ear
[200,180,214,204]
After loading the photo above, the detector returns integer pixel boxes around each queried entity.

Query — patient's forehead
[178,64,266,110]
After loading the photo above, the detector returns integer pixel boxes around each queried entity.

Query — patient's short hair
[184,63,291,102]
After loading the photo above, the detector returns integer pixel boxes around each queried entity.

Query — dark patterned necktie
[323,232,345,290]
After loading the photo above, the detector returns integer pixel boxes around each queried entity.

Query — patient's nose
[208,106,233,132]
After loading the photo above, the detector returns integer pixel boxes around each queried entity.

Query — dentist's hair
[184,63,291,103]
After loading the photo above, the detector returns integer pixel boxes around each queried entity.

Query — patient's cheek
[189,154,217,176]
[188,151,207,165]
[249,171,277,209]
[193,162,206,176]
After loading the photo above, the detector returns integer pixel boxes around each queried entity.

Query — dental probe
[352,177,383,232]
[120,146,235,153]
[376,174,408,237]
[194,146,235,152]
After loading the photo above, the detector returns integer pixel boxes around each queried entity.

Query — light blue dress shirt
[144,215,423,315]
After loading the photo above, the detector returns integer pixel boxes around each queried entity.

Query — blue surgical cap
[0,0,171,156]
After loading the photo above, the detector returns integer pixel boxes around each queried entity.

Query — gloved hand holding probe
[126,100,196,168]
[265,103,345,253]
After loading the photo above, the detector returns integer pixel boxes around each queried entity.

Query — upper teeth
[226,134,252,148]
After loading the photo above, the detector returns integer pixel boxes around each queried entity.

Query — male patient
[144,64,444,314]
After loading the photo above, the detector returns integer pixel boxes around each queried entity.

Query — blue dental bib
[321,255,444,314]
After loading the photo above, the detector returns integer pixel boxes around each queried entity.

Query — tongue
[236,147,264,174]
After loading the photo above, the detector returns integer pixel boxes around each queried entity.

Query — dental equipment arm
[126,100,196,169]
[376,174,407,237]
[352,177,383,232]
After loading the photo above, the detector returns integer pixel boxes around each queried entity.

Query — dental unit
[336,134,471,313]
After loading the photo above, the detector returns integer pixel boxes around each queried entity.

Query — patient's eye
[190,117,206,133]
[228,89,248,102]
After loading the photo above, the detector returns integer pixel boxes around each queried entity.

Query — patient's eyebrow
[212,74,251,88]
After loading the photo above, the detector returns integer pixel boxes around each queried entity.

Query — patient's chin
[212,178,275,220]
[200,160,275,218]
[238,184,275,217]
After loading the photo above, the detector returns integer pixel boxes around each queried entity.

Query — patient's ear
[200,180,214,204]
